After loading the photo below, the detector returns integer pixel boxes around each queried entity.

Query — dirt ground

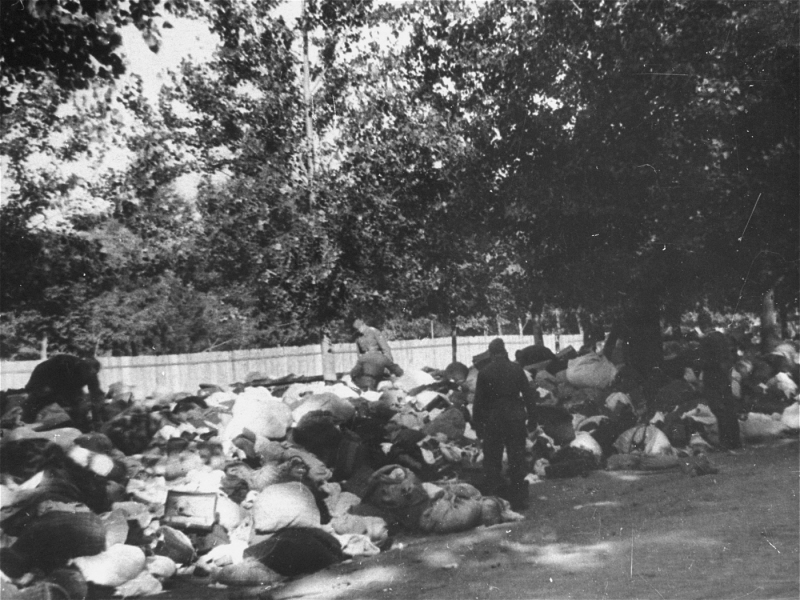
[164,438,799,600]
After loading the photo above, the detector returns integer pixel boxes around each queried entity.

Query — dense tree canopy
[1,0,797,360]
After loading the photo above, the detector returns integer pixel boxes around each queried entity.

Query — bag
[251,482,320,533]
[154,526,196,565]
[293,393,356,425]
[566,353,618,389]
[244,527,343,576]
[114,571,163,597]
[223,390,292,441]
[329,513,388,546]
[569,432,603,458]
[605,392,633,413]
[422,407,466,441]
[362,465,428,511]
[72,543,146,587]
[740,412,789,441]
[0,511,106,577]
[418,491,483,534]
[781,402,800,430]
[213,558,283,587]
[479,496,525,526]
[613,425,673,456]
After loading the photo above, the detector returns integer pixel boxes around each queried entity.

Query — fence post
[321,330,336,382]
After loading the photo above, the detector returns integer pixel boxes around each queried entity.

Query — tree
[396,0,798,373]
[0,0,180,111]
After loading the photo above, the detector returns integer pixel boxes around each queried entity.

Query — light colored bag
[251,482,320,533]
[566,353,618,389]
[419,491,483,534]
[613,425,673,456]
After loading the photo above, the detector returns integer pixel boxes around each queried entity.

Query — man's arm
[388,361,404,378]
[350,358,364,380]
[472,374,488,437]
[376,330,393,361]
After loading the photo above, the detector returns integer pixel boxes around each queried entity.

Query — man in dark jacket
[698,314,742,450]
[23,354,105,432]
[473,338,537,511]
[350,350,404,391]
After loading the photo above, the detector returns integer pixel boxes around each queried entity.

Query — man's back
[476,356,529,402]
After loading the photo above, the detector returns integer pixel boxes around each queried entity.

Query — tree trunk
[451,321,458,364]
[625,289,663,377]
[301,0,315,211]
[40,334,48,360]
[496,315,503,336]
[533,313,545,347]
[554,309,562,352]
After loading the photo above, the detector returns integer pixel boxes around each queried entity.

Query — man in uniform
[350,350,404,391]
[353,319,394,361]
[473,338,537,511]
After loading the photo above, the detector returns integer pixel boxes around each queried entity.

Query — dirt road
[272,439,799,600]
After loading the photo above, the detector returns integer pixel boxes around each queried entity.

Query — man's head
[353,319,366,332]
[488,338,507,356]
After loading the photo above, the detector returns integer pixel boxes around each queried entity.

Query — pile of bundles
[0,371,524,598]
[523,338,799,479]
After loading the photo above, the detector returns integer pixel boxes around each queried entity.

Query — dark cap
[488,338,506,355]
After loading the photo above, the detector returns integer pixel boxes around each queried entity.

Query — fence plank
[0,334,584,397]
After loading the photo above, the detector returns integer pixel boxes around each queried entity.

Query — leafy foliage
[1,0,797,360]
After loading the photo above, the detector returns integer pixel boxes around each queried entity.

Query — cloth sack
[244,527,343,577]
[566,353,618,389]
[422,407,466,441]
[213,557,284,587]
[292,393,356,425]
[605,392,633,413]
[115,571,163,597]
[251,482,320,533]
[479,496,525,527]
[329,513,388,546]
[362,465,428,511]
[72,543,146,587]
[154,526,195,565]
[613,425,673,456]
[781,403,800,430]
[394,370,436,393]
[335,533,381,557]
[145,555,177,580]
[0,511,107,577]
[281,384,315,410]
[223,391,292,441]
[569,431,603,458]
[740,412,789,440]
[418,490,483,534]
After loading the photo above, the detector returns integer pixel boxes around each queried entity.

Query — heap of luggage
[1,333,798,598]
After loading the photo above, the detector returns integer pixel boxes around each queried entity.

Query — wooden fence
[0,334,584,397]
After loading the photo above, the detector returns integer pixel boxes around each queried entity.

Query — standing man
[473,338,537,511]
[353,319,394,361]
[698,313,742,450]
